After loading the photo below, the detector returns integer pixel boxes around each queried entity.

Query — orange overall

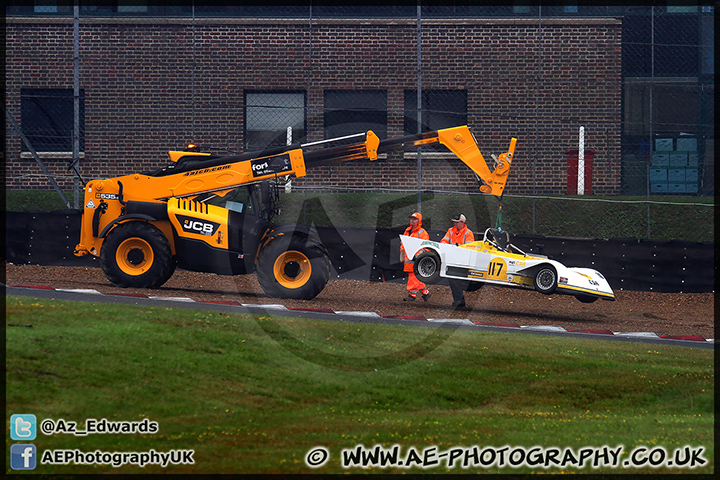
[401,212,430,298]
[441,222,475,305]
[441,224,475,245]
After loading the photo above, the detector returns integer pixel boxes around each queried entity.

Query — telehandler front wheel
[256,234,330,300]
[101,221,174,288]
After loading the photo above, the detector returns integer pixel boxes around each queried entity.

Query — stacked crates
[650,137,699,194]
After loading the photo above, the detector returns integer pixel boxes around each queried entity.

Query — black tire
[534,265,558,295]
[151,256,177,289]
[577,294,598,304]
[100,222,174,288]
[466,281,484,292]
[413,250,442,284]
[256,234,330,300]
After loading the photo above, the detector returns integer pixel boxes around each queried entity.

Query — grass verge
[5,296,714,474]
[4,190,75,212]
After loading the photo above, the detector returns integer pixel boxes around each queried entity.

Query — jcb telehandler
[74,126,516,300]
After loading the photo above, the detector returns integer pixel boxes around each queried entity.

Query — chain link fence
[4,4,714,242]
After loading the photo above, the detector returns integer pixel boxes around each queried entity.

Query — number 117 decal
[487,258,508,281]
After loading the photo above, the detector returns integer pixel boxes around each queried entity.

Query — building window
[324,90,387,139]
[404,90,467,135]
[117,2,149,14]
[654,14,699,76]
[34,1,57,13]
[700,14,714,75]
[623,13,699,77]
[623,78,698,137]
[20,88,84,154]
[245,91,306,150]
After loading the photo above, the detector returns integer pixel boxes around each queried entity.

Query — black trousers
[449,279,471,303]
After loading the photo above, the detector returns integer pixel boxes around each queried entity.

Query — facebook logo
[11,414,37,440]
[11,444,37,470]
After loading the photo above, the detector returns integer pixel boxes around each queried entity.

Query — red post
[566,148,595,195]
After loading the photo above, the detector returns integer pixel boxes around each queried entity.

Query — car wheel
[534,265,557,295]
[413,250,442,284]
[466,281,484,292]
[576,294,598,303]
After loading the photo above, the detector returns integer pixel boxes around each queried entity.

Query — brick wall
[5,16,622,195]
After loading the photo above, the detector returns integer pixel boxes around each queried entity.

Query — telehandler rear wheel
[101,222,174,288]
[256,234,330,300]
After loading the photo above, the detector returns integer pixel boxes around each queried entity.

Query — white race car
[400,228,615,303]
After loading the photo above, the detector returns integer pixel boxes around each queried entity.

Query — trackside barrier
[4,210,714,293]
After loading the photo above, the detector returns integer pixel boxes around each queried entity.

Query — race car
[400,228,615,303]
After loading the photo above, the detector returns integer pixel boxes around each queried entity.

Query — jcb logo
[176,214,220,237]
[184,220,214,235]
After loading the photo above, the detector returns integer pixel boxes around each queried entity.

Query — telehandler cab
[74,126,516,300]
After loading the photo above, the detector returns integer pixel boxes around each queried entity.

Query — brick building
[5,13,623,195]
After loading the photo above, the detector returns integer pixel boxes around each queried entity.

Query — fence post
[73,5,80,209]
[416,4,422,213]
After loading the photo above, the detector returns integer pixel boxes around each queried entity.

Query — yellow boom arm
[377,125,516,197]
[103,131,380,202]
